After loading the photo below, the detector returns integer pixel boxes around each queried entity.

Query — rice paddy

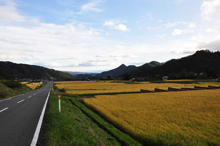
[54,80,220,145]
[55,80,220,94]
[26,82,42,89]
[83,90,220,145]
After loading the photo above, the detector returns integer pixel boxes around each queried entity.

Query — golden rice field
[83,90,220,145]
[26,82,42,89]
[55,81,220,94]
[20,82,28,84]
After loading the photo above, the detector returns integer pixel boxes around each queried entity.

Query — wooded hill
[0,61,75,81]
[128,50,220,79]
[96,61,162,78]
[96,64,137,78]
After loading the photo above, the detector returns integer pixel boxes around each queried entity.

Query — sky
[0,0,220,73]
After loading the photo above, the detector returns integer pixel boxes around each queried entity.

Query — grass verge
[69,98,141,146]
[45,92,123,146]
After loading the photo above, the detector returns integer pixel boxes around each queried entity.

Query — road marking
[0,107,9,113]
[31,89,51,146]
[17,99,24,103]
[28,96,32,98]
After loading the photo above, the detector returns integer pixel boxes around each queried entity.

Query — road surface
[0,82,51,146]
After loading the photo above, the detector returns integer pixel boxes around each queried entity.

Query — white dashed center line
[17,99,24,104]
[0,107,9,113]
[28,96,32,98]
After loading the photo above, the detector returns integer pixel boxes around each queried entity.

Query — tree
[107,75,112,80]
[123,73,131,80]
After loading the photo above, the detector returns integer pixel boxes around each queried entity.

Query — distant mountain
[96,61,163,78]
[138,61,162,68]
[129,50,220,79]
[65,71,99,76]
[0,61,75,80]
[96,64,138,78]
[65,71,99,79]
[96,64,137,78]
[76,74,93,79]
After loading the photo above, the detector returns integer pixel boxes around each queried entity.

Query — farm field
[25,82,42,89]
[83,89,220,145]
[55,80,220,95]
[20,82,28,84]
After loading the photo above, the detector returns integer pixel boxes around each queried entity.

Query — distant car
[216,78,220,81]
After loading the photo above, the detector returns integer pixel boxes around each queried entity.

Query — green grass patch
[70,98,141,146]
[45,92,121,146]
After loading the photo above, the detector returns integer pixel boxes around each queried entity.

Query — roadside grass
[46,92,123,146]
[69,98,141,146]
[0,82,46,100]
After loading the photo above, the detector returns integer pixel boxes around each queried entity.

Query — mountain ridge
[128,50,220,79]
[0,61,75,81]
[96,61,162,78]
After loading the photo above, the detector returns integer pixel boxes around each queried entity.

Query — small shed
[162,76,169,81]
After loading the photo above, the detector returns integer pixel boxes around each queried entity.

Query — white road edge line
[17,99,24,103]
[0,107,9,113]
[30,89,50,146]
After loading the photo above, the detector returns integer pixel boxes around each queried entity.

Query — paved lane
[0,82,52,146]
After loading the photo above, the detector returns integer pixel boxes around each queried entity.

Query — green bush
[0,91,7,98]
[59,88,66,93]
[2,80,22,89]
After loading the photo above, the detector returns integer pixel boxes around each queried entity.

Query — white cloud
[0,49,38,61]
[156,34,167,39]
[164,21,196,28]
[103,21,115,26]
[172,29,182,35]
[164,22,178,28]
[29,19,40,25]
[77,0,103,14]
[0,0,25,23]
[78,59,113,66]
[0,21,105,64]
[172,28,194,36]
[175,0,185,3]
[205,28,213,32]
[103,21,130,32]
[66,23,76,32]
[96,54,137,61]
[188,23,196,28]
[116,45,126,49]
[55,57,80,60]
[36,62,63,67]
[113,24,130,31]
[89,28,100,36]
[197,39,220,51]
[201,0,220,20]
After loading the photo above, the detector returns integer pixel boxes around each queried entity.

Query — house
[162,76,169,81]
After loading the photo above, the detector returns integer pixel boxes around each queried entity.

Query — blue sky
[0,0,220,73]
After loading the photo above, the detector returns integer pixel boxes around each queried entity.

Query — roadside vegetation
[45,91,141,146]
[0,80,46,100]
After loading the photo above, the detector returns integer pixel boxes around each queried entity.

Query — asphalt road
[0,82,52,146]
